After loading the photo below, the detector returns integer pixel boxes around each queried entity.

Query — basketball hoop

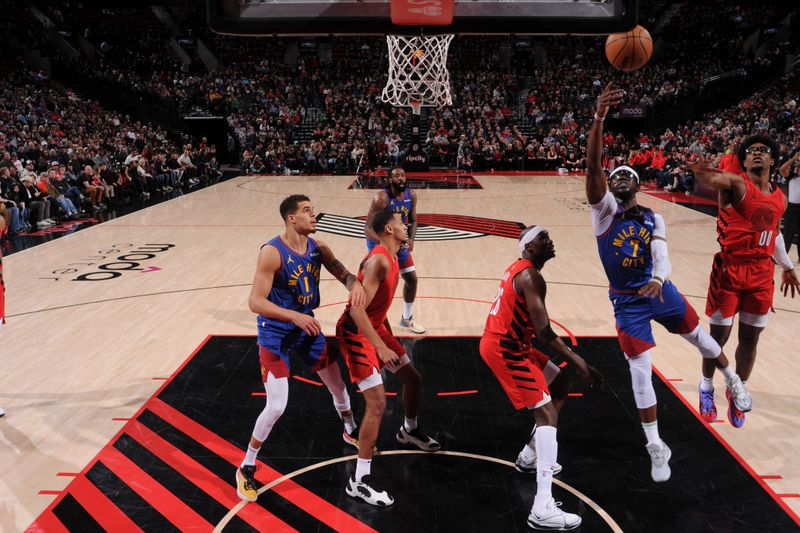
[410,99,422,116]
[382,34,454,108]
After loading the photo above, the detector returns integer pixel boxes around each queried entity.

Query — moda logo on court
[42,243,175,282]
[315,213,524,240]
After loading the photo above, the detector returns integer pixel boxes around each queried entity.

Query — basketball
[605,25,653,72]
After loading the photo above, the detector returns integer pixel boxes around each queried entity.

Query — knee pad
[680,325,721,359]
[627,351,657,409]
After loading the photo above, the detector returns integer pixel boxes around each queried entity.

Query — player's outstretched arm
[518,269,604,387]
[364,192,388,244]
[586,83,624,204]
[348,255,400,365]
[317,239,365,307]
[248,245,321,336]
[683,158,747,199]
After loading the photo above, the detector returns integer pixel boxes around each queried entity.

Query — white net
[381,34,454,108]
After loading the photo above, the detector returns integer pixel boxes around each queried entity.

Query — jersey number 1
[758,230,773,247]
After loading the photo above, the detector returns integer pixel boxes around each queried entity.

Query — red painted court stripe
[568,393,584,397]
[147,398,378,533]
[151,377,169,381]
[26,510,69,533]
[666,378,684,382]
[99,446,213,532]
[292,375,323,387]
[653,365,800,526]
[56,472,79,477]
[112,418,131,421]
[28,336,216,530]
[69,475,143,532]
[777,494,800,498]
[759,475,784,480]
[355,390,398,396]
[437,390,478,396]
[251,392,266,396]
[125,420,294,532]
[38,490,64,495]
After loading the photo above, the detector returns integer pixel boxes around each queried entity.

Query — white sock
[242,445,259,468]
[355,458,371,482]
[341,412,357,434]
[404,417,417,432]
[642,421,661,445]
[719,365,736,382]
[699,376,714,392]
[532,426,557,511]
[403,302,413,320]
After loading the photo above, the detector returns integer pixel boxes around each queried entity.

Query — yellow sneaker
[236,465,258,502]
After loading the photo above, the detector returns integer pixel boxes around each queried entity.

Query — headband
[519,226,548,254]
[608,165,640,183]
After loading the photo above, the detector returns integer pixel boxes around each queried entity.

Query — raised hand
[596,82,625,120]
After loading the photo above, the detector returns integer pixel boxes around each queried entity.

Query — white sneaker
[399,316,426,334]
[346,475,394,506]
[646,441,672,482]
[725,374,753,412]
[515,452,563,475]
[528,498,581,531]
[0,407,5,417]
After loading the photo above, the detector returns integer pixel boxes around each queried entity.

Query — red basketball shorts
[479,335,551,410]
[706,253,775,319]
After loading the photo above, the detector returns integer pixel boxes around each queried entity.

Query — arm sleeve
[590,191,618,236]
[651,213,671,281]
[773,233,794,270]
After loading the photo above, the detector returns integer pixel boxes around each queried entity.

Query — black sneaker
[396,425,441,452]
[346,475,394,506]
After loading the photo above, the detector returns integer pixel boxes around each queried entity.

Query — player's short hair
[279,194,310,220]
[737,134,780,168]
[372,208,399,235]
[389,166,405,178]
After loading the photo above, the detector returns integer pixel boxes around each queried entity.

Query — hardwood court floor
[1,173,799,530]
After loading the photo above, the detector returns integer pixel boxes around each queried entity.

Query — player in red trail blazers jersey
[337,208,440,507]
[687,136,799,428]
[481,226,603,531]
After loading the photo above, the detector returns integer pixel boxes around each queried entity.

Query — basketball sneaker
[515,451,563,475]
[342,430,378,452]
[346,475,394,506]
[396,425,441,451]
[0,407,5,417]
[527,498,581,531]
[235,465,258,502]
[398,316,426,334]
[725,374,753,413]
[645,441,671,482]
[725,388,747,428]
[698,386,717,423]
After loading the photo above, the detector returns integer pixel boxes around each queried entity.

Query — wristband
[650,276,664,286]
[594,113,605,122]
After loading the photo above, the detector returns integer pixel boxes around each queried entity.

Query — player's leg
[311,338,358,446]
[655,283,750,422]
[516,359,566,475]
[397,249,425,333]
[345,371,394,506]
[527,398,581,531]
[380,329,440,451]
[236,346,290,502]
[702,255,741,419]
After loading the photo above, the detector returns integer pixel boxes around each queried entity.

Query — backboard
[208,0,639,36]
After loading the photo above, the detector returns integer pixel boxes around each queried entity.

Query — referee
[779,146,800,262]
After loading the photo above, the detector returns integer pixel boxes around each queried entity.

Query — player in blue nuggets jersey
[586,84,751,483]
[365,167,426,333]
[236,195,366,502]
